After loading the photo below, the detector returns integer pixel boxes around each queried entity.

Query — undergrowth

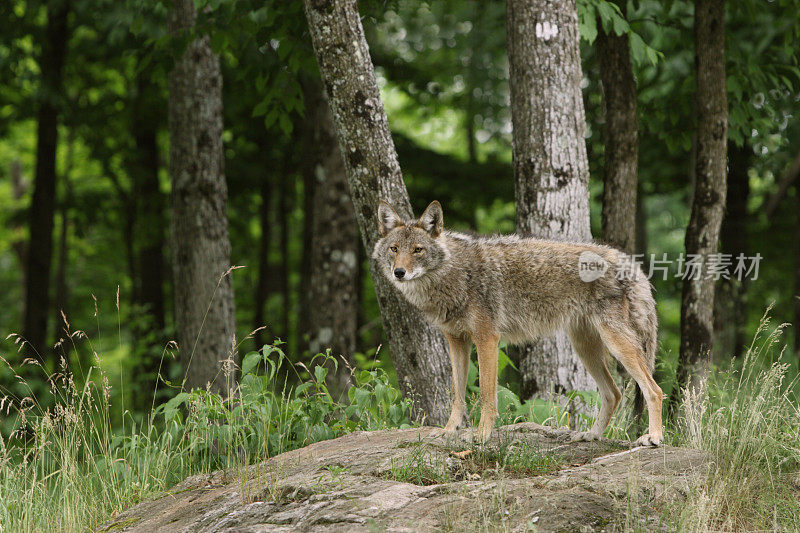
[1,311,799,532]
[665,312,800,532]
[0,341,413,532]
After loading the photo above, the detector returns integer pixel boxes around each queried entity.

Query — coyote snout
[373,199,663,447]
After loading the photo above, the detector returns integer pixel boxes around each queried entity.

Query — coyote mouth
[395,271,419,282]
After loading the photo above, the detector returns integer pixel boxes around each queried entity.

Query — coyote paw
[441,424,458,435]
[442,418,466,434]
[570,431,602,443]
[441,411,468,435]
[635,433,662,447]
[472,422,493,444]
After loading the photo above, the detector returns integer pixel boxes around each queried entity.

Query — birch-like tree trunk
[507,0,595,399]
[169,0,237,395]
[303,0,451,424]
[23,0,70,359]
[597,11,639,254]
[303,81,359,397]
[678,0,728,388]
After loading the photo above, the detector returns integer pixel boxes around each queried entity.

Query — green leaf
[578,11,598,43]
[498,348,518,373]
[278,112,293,136]
[163,392,191,422]
[263,108,279,129]
[241,351,262,376]
[252,99,269,118]
[644,45,661,66]
[314,364,328,384]
[629,32,646,66]
[611,13,629,36]
[295,382,313,396]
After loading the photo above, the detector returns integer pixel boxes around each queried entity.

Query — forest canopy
[0,0,799,427]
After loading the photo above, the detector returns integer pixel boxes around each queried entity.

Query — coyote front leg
[474,327,500,443]
[443,333,471,433]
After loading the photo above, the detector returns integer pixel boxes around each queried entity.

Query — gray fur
[373,200,663,445]
[374,219,657,359]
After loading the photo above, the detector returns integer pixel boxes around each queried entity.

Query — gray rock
[99,424,708,532]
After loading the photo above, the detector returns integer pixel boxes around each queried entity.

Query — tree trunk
[303,81,359,397]
[52,184,69,345]
[597,12,638,254]
[10,160,27,290]
[303,0,452,425]
[298,92,317,345]
[52,133,74,349]
[169,0,237,395]
[635,182,648,259]
[278,176,291,346]
[795,182,800,360]
[507,0,596,400]
[23,0,70,359]
[133,71,166,333]
[253,178,272,351]
[677,0,728,389]
[714,142,749,360]
[131,65,167,409]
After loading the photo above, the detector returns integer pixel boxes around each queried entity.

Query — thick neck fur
[383,231,473,327]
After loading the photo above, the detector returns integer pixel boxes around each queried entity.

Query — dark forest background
[1,0,799,430]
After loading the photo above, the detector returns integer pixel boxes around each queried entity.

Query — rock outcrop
[100,423,707,532]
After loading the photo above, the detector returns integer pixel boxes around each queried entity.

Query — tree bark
[507,0,595,399]
[130,64,167,409]
[298,87,317,345]
[677,0,728,388]
[253,178,272,351]
[169,0,237,395]
[795,182,800,360]
[597,12,639,254]
[52,134,74,348]
[635,182,648,259]
[303,0,452,425]
[133,70,166,334]
[278,176,291,345]
[303,81,359,397]
[714,142,749,360]
[10,160,27,290]
[23,0,70,359]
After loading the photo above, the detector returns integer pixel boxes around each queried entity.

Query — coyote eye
[390,246,398,253]
[413,247,423,253]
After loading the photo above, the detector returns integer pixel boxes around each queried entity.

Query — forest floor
[98,422,707,532]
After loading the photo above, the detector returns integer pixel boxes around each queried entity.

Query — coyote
[373,200,663,446]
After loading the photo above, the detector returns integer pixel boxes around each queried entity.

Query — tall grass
[0,340,414,532]
[2,310,800,532]
[669,312,800,531]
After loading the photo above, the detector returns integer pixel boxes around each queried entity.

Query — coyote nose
[394,268,406,279]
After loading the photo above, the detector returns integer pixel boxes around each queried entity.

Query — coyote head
[372,200,447,283]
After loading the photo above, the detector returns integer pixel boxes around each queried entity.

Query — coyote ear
[377,201,405,237]
[416,200,443,237]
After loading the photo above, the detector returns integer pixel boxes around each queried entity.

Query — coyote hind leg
[598,323,663,446]
[567,322,622,442]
